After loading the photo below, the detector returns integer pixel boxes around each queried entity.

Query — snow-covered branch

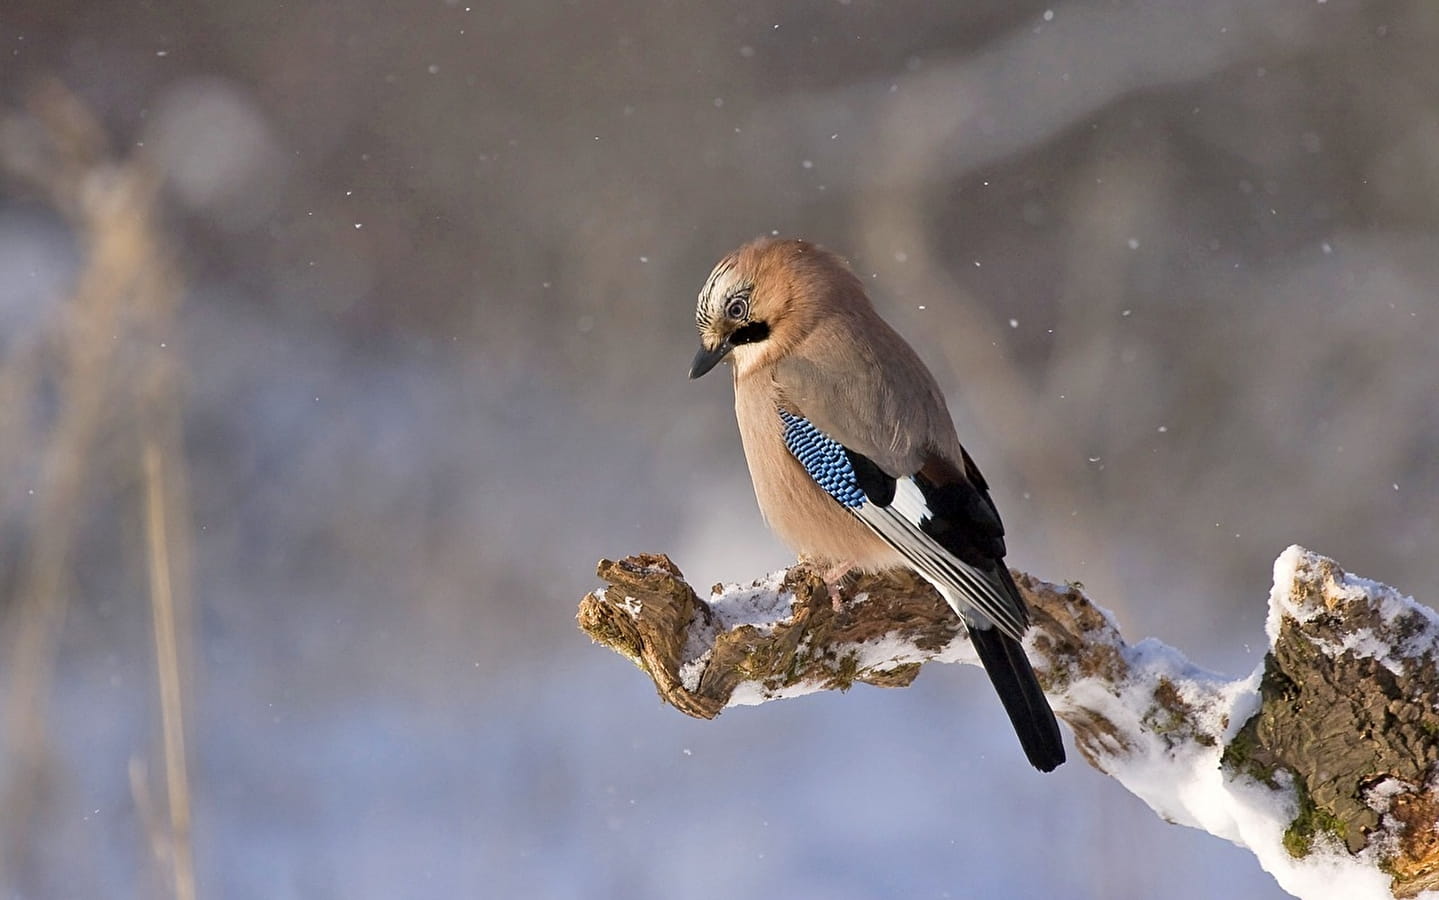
[578,547,1439,900]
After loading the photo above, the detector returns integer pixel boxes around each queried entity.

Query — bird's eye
[725,299,748,320]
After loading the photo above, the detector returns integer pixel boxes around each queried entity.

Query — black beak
[688,340,731,379]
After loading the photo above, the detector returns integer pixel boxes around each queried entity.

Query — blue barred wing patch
[777,410,868,508]
[775,413,1028,639]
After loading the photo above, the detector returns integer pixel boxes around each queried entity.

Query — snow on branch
[577,547,1439,900]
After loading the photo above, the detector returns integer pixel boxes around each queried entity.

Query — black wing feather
[782,421,1064,771]
[841,447,896,506]
[911,452,1007,566]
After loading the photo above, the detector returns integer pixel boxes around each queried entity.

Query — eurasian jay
[688,237,1065,772]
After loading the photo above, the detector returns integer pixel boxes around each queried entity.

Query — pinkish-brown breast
[732,371,902,571]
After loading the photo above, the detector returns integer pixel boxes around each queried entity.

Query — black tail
[968,623,1066,772]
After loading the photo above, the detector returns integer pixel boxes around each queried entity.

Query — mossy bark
[1222,555,1439,897]
[578,548,1439,898]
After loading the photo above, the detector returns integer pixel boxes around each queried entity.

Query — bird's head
[689,237,857,379]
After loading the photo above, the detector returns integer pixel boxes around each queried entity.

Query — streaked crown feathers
[695,254,750,333]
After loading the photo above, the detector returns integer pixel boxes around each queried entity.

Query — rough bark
[577,547,1439,899]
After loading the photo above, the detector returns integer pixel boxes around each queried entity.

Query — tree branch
[578,546,1439,900]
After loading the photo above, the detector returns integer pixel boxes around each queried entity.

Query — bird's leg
[798,554,857,608]
[826,566,855,610]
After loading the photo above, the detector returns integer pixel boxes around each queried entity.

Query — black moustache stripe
[729,321,770,345]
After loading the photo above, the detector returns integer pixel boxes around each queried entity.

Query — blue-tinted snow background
[2,1,1437,897]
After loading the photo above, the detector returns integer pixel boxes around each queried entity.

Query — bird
[687,236,1065,772]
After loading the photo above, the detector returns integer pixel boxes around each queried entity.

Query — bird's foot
[821,561,857,611]
[797,555,857,610]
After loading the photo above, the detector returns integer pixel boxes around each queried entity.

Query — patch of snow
[681,571,794,694]
[848,631,946,671]
[1072,546,1430,899]
[704,569,972,707]
[1267,545,1439,676]
[727,678,828,707]
[678,648,713,693]
[1062,634,1396,898]
[1364,776,1414,814]
[707,570,793,633]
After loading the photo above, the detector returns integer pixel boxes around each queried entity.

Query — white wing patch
[888,477,931,523]
[852,475,1028,641]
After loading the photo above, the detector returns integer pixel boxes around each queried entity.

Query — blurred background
[1,0,1436,897]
